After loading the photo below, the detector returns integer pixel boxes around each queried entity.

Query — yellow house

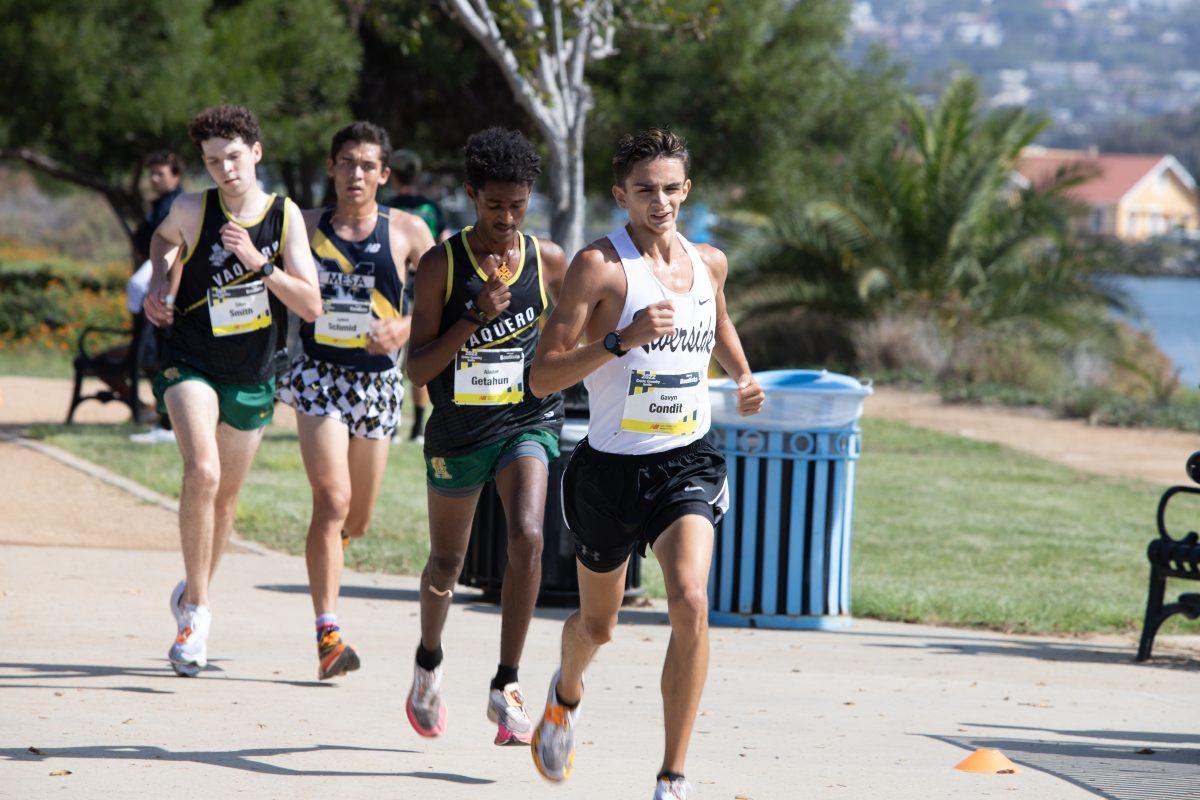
[1014,147,1199,241]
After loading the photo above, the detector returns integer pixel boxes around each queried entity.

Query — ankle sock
[491,663,518,691]
[555,685,580,710]
[416,642,443,670]
[316,613,338,641]
[657,771,685,783]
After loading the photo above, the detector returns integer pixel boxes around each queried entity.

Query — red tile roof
[1015,150,1169,205]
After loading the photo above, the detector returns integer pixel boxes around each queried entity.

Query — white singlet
[584,226,717,455]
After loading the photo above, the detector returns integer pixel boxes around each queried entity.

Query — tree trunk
[545,118,587,256]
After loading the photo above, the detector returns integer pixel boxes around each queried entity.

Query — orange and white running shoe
[317,628,360,681]
[531,669,581,782]
[168,604,210,678]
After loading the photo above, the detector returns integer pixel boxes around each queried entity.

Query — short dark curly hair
[464,127,541,189]
[612,128,690,186]
[329,121,392,165]
[188,105,262,150]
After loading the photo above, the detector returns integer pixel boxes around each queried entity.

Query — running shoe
[317,628,360,680]
[130,427,176,444]
[487,682,533,745]
[531,670,581,782]
[653,776,691,800]
[169,579,186,629]
[406,661,447,737]
[168,604,211,677]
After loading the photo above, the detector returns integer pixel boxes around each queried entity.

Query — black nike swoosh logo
[699,299,710,305]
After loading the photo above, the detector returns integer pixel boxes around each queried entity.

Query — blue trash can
[706,370,871,630]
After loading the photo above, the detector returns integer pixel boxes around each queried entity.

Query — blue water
[1113,276,1200,387]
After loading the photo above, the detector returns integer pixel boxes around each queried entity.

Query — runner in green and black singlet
[161,188,289,387]
[423,225,563,457]
[404,128,568,746]
[143,104,321,679]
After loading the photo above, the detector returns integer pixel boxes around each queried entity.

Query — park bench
[66,316,155,424]
[1136,451,1200,661]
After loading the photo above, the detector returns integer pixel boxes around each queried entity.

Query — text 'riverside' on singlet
[583,226,717,455]
[164,189,288,385]
[424,226,564,457]
[300,208,404,372]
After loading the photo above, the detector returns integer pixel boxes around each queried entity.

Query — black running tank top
[163,189,288,384]
[300,208,403,372]
[424,227,564,457]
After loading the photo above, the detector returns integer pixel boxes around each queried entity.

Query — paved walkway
[2,377,1200,798]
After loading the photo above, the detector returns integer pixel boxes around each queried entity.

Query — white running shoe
[168,604,211,677]
[653,776,691,800]
[531,669,581,782]
[130,427,176,444]
[169,580,186,629]
[406,662,447,737]
[487,682,533,745]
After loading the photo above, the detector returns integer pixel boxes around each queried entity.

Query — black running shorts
[562,437,729,573]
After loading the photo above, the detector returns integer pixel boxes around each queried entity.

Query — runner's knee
[427,551,465,585]
[182,458,220,495]
[505,520,544,564]
[312,483,351,522]
[667,584,709,635]
[581,612,618,645]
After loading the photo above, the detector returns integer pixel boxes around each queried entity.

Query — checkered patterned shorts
[277,355,403,440]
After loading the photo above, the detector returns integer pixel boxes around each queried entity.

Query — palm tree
[733,74,1127,368]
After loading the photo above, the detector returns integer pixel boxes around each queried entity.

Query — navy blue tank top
[300,208,404,372]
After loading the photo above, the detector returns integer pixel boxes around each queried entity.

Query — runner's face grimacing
[613,157,691,234]
[200,136,261,199]
[329,141,390,204]
[466,181,531,243]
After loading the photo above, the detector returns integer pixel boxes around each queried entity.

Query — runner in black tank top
[162,188,288,384]
[142,104,322,678]
[275,122,434,681]
[424,225,564,456]
[404,128,569,745]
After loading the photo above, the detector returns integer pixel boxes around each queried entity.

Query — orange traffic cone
[955,748,1020,774]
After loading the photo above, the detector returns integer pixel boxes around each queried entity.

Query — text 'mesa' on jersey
[299,208,404,372]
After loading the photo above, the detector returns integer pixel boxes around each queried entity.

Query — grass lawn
[27,415,1181,634]
[0,348,73,378]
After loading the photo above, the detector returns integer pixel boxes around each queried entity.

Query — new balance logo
[364,243,382,254]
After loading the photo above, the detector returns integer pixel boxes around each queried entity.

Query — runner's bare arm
[699,244,764,416]
[145,193,202,327]
[363,211,432,355]
[404,246,480,387]
[528,247,617,397]
[536,238,569,305]
[256,199,321,322]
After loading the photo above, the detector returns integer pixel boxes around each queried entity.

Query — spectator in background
[127,151,184,443]
[384,149,447,443]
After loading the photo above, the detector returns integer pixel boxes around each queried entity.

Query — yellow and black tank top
[162,189,288,384]
[424,226,563,457]
[300,208,403,372]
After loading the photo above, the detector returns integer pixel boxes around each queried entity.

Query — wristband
[463,303,490,326]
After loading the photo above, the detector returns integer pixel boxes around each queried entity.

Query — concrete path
[3,377,1200,798]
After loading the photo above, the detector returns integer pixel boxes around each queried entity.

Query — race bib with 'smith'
[208,282,271,337]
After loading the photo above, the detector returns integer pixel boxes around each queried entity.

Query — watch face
[605,332,620,352]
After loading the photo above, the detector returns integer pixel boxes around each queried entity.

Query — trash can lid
[711,369,873,396]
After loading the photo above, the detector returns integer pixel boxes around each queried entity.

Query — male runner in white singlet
[527,129,765,799]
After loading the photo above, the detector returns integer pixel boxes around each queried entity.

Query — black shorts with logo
[562,437,729,573]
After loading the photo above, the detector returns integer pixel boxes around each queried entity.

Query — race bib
[315,299,372,348]
[208,282,271,337]
[621,370,703,435]
[453,348,524,405]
